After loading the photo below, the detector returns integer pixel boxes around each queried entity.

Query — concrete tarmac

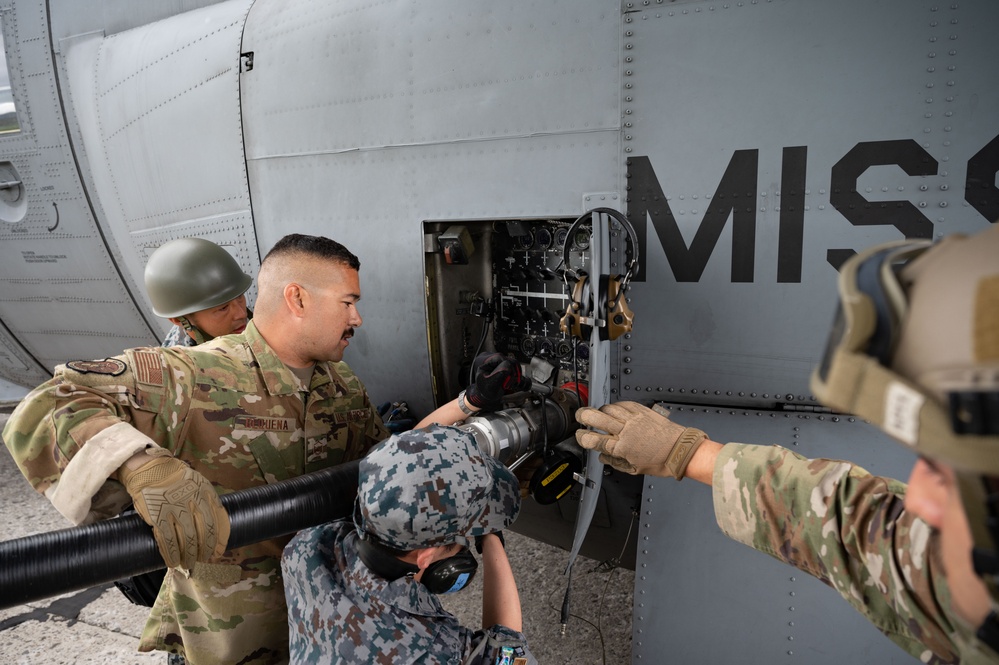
[0,410,633,664]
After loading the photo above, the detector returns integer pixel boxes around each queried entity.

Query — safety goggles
[814,240,931,387]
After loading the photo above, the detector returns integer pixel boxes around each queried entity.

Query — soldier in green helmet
[575,224,999,663]
[144,237,253,347]
[3,234,392,665]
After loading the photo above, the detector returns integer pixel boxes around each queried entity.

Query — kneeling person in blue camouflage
[282,426,537,664]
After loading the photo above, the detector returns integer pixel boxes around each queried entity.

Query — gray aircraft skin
[0,0,996,662]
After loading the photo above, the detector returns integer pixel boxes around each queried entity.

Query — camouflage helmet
[353,425,521,551]
[144,237,253,318]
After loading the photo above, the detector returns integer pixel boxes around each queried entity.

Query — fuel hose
[0,460,359,610]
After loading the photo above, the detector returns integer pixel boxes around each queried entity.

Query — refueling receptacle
[457,385,585,505]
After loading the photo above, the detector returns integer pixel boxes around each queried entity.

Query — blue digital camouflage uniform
[282,426,535,664]
[283,522,534,664]
[712,443,965,664]
[2,320,389,665]
[162,323,196,347]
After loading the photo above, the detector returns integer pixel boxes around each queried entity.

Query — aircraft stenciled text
[20,250,67,264]
[628,133,999,283]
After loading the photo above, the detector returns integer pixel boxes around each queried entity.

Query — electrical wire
[539,392,549,458]
[592,508,638,664]
[548,568,608,665]
[467,299,493,386]
[548,506,637,665]
[546,582,605,648]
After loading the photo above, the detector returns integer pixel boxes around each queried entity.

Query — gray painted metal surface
[0,1,992,663]
[0,375,26,405]
[59,0,259,341]
[633,406,920,663]
[0,2,157,382]
[616,0,999,410]
[239,0,623,415]
[48,0,229,41]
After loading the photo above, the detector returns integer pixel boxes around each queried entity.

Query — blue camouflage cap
[353,425,521,550]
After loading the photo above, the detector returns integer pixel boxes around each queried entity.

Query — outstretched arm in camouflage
[119,451,230,569]
[574,401,711,480]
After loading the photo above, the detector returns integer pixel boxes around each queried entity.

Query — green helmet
[144,237,253,318]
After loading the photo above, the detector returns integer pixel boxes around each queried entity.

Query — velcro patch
[334,409,370,424]
[306,438,329,464]
[66,358,126,376]
[133,350,164,386]
[884,381,924,447]
[235,416,295,432]
[975,275,999,361]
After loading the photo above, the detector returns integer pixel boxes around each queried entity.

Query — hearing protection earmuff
[558,207,639,341]
[560,273,594,339]
[356,534,478,595]
[420,548,478,595]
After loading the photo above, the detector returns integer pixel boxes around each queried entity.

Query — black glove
[475,531,505,554]
[465,353,531,411]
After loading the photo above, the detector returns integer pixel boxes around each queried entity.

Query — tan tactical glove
[120,455,230,569]
[574,401,707,479]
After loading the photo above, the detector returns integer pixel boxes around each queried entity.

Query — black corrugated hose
[0,460,359,610]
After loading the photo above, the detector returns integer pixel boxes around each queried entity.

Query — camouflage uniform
[282,427,535,664]
[162,324,196,348]
[712,443,962,664]
[2,320,389,665]
[161,309,254,348]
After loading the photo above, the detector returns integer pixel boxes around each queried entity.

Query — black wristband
[474,531,505,554]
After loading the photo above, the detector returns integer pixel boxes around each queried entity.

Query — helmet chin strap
[967,477,999,581]
[176,315,211,345]
[974,548,999,577]
[959,473,999,655]
[978,611,999,655]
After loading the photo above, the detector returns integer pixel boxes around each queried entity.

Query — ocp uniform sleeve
[328,360,390,457]
[712,443,959,664]
[1,348,193,525]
